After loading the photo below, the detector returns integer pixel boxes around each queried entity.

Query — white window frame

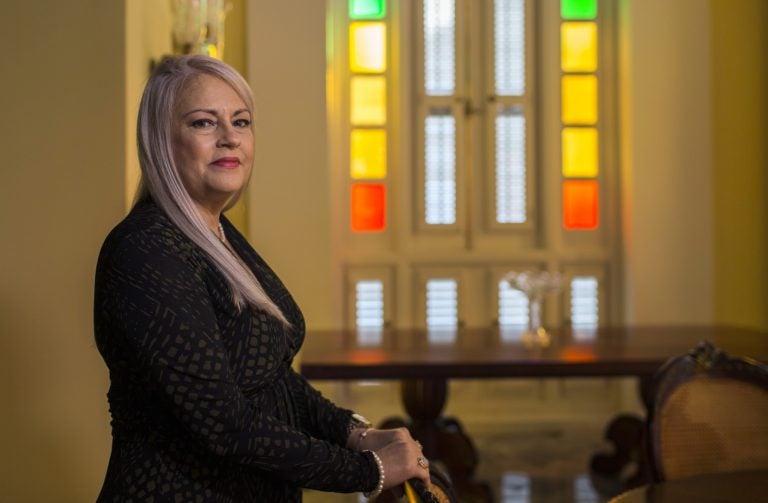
[327,0,622,331]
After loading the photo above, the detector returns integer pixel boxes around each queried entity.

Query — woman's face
[171,74,253,210]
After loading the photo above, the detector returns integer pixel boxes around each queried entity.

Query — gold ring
[417,456,429,469]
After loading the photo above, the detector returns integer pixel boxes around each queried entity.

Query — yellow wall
[0,2,254,500]
[125,0,173,210]
[711,0,768,330]
[0,1,124,501]
[222,0,250,234]
[246,0,335,329]
[619,0,715,324]
[620,0,767,329]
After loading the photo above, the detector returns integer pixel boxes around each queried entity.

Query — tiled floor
[471,424,610,502]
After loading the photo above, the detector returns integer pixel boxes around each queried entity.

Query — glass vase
[522,295,551,349]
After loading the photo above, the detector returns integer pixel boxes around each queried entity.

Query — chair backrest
[647,341,768,481]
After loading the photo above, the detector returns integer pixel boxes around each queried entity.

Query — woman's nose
[216,124,241,148]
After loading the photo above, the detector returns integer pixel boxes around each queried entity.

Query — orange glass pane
[351,129,387,179]
[562,127,598,177]
[562,75,597,125]
[351,76,386,125]
[563,180,598,229]
[351,183,386,231]
[350,22,386,73]
[561,22,597,72]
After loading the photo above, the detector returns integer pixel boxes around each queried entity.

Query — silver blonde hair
[135,54,289,326]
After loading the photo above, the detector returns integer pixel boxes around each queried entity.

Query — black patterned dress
[94,199,378,502]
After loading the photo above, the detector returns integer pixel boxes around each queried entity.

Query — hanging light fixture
[171,0,231,59]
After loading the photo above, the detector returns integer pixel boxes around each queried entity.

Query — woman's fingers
[413,453,431,487]
[355,427,432,489]
[358,426,412,451]
[375,438,431,489]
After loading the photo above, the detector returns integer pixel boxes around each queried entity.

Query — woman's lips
[211,157,240,168]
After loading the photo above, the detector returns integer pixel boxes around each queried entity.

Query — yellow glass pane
[562,75,597,125]
[351,76,386,125]
[561,22,597,72]
[562,127,598,177]
[351,129,387,179]
[350,22,386,73]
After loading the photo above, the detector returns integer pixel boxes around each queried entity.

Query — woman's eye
[191,118,216,129]
[233,118,251,128]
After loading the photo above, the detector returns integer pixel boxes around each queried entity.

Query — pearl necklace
[217,222,226,244]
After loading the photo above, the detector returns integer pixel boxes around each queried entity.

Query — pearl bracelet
[362,450,385,500]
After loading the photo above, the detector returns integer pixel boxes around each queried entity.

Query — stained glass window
[561,0,597,20]
[351,76,387,125]
[351,129,387,179]
[562,75,598,125]
[561,22,597,72]
[350,0,386,19]
[351,183,386,231]
[563,180,598,229]
[350,22,386,73]
[562,127,598,177]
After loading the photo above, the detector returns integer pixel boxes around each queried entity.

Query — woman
[94,55,429,502]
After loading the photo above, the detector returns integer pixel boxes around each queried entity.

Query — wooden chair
[646,340,768,481]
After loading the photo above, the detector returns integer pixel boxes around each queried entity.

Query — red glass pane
[563,180,598,229]
[351,183,386,231]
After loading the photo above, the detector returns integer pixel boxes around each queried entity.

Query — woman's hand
[348,426,413,452]
[348,427,431,493]
[375,436,431,490]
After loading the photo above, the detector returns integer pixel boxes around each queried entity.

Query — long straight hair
[135,55,289,326]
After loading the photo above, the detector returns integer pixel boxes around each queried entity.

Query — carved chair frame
[645,340,768,482]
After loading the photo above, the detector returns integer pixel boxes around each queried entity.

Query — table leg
[379,378,494,503]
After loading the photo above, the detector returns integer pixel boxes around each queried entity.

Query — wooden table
[610,470,768,502]
[300,325,768,502]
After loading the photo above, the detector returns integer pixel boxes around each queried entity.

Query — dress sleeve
[286,368,356,446]
[96,230,378,493]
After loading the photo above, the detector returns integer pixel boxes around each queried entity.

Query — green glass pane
[561,0,597,20]
[350,0,386,19]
